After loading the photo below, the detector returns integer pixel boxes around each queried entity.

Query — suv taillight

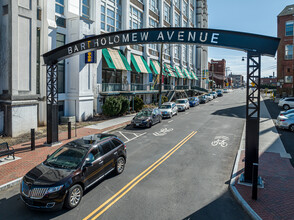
[280,119,285,121]
[124,145,126,150]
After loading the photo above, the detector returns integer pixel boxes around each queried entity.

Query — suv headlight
[48,185,63,193]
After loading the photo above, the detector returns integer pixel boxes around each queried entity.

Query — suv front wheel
[65,184,83,209]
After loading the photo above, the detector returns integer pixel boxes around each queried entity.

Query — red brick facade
[209,59,226,88]
[277,6,294,96]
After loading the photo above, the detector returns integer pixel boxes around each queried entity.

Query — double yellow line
[84,131,197,220]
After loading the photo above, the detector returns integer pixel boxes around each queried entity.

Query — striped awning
[182,68,193,79]
[131,54,152,74]
[190,71,199,80]
[164,64,178,77]
[150,60,160,75]
[174,66,186,78]
[102,48,132,71]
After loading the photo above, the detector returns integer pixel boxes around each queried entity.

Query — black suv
[131,107,162,128]
[20,133,127,210]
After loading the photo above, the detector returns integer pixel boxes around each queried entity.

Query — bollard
[68,121,71,139]
[31,129,35,151]
[252,163,258,200]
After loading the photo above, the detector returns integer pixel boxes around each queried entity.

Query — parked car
[131,108,162,128]
[206,94,213,101]
[199,95,208,104]
[210,92,217,99]
[278,97,294,110]
[216,90,223,97]
[223,89,228,93]
[159,102,178,118]
[176,98,190,111]
[279,109,294,117]
[188,97,200,107]
[275,113,294,132]
[20,133,127,210]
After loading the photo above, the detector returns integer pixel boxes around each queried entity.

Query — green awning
[182,68,192,79]
[102,48,132,71]
[190,71,199,80]
[131,54,152,73]
[175,66,186,78]
[164,64,177,77]
[150,60,160,75]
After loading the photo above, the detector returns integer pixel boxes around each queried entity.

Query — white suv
[176,98,190,111]
[278,97,294,110]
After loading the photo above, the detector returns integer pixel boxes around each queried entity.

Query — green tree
[161,95,168,104]
[134,96,144,112]
[102,97,122,116]
[118,96,130,115]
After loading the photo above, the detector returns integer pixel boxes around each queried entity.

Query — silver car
[176,99,190,111]
[276,113,294,132]
[159,102,178,118]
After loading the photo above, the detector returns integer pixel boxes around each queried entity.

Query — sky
[208,0,294,78]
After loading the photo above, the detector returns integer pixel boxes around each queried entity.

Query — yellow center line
[83,131,197,220]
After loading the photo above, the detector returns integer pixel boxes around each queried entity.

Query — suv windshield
[137,110,152,117]
[161,105,171,109]
[44,146,88,169]
[176,100,186,104]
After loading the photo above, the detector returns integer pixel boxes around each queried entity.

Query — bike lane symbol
[211,136,229,148]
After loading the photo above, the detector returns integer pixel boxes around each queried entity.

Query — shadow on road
[211,104,246,119]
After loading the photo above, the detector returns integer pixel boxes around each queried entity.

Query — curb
[0,177,22,192]
[229,123,262,220]
[0,120,132,192]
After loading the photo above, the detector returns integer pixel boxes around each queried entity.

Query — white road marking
[185,112,190,115]
[153,128,173,136]
[168,120,173,123]
[211,136,229,148]
[119,131,130,141]
[124,132,147,143]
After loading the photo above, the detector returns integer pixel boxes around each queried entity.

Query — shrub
[161,95,168,103]
[102,97,122,116]
[134,96,144,112]
[118,96,130,115]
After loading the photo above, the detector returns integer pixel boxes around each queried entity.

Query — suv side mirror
[84,158,93,167]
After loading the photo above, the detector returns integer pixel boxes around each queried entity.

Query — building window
[164,44,170,55]
[174,0,180,9]
[285,76,293,83]
[285,44,293,60]
[164,3,171,23]
[149,18,158,51]
[174,46,180,59]
[285,21,294,36]
[129,6,143,29]
[183,20,187,27]
[149,0,158,13]
[55,0,64,15]
[56,33,66,93]
[183,1,188,17]
[82,0,90,19]
[101,1,122,32]
[183,45,186,62]
[189,8,194,22]
[189,46,193,64]
[175,13,180,26]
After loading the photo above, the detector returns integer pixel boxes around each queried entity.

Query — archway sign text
[43,28,280,65]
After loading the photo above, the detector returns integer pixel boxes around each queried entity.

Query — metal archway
[43,27,280,184]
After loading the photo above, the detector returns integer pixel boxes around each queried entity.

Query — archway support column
[244,51,261,183]
[46,64,59,144]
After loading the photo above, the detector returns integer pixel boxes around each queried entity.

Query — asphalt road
[263,97,294,166]
[0,89,250,220]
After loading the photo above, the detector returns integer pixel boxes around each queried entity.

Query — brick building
[209,59,226,88]
[260,77,277,87]
[277,4,294,96]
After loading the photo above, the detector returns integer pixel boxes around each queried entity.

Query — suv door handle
[98,160,103,165]
[114,152,118,155]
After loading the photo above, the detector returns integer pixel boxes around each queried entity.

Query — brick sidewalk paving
[235,150,294,219]
[0,121,131,186]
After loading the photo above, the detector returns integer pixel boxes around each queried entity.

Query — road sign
[250,82,255,87]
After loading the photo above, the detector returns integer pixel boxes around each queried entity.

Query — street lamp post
[158,43,163,108]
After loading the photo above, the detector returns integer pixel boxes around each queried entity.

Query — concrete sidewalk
[0,114,134,191]
[230,96,294,219]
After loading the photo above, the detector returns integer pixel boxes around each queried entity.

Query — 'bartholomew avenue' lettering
[67,30,221,55]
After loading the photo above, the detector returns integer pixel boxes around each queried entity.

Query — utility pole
[158,43,163,107]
